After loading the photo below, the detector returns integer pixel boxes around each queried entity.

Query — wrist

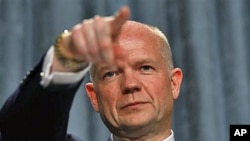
[53,30,88,72]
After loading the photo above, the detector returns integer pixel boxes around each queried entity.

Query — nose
[121,70,142,94]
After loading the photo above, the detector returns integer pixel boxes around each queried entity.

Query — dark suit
[0,57,84,141]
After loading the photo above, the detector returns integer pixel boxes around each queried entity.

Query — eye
[140,65,154,72]
[103,71,117,79]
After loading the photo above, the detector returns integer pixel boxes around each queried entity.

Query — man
[0,6,182,141]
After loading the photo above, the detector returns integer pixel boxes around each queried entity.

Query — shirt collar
[163,130,175,141]
[110,130,175,141]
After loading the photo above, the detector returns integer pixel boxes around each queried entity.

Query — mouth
[121,101,149,110]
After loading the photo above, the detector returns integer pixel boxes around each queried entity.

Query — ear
[85,83,99,112]
[170,68,183,99]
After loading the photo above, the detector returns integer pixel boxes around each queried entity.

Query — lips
[121,101,149,109]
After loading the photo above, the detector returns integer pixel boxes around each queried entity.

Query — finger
[82,19,101,63]
[94,16,112,50]
[110,6,130,38]
[94,16,113,64]
[98,6,130,65]
[69,24,90,61]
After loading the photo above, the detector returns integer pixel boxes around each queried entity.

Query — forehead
[116,21,162,55]
[118,21,160,43]
[91,21,165,76]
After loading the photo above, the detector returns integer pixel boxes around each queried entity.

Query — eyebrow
[133,58,154,66]
[97,64,116,75]
[97,58,156,73]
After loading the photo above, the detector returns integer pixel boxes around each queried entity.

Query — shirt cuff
[40,46,91,87]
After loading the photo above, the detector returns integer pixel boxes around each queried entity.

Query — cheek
[142,75,173,102]
[153,78,174,114]
[141,73,171,92]
[96,84,120,111]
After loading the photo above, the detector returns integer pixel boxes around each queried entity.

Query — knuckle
[82,19,93,24]
[71,29,81,42]
[71,24,81,31]
[94,15,101,21]
[94,18,105,30]
[71,25,82,37]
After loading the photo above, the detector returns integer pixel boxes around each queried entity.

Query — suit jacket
[0,57,86,141]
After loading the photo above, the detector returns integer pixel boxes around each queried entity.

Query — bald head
[90,20,173,82]
[119,21,173,67]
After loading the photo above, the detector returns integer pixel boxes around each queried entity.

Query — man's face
[86,22,182,137]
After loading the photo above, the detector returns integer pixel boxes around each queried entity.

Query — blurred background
[0,0,250,141]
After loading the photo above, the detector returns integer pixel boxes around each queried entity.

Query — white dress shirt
[110,130,174,141]
[163,130,175,141]
[40,47,90,87]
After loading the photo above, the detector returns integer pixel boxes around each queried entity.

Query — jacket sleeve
[0,57,83,141]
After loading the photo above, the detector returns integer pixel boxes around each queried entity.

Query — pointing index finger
[110,6,130,38]
[100,6,130,66]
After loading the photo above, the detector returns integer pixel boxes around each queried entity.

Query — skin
[86,22,183,141]
[51,6,183,141]
[51,6,130,72]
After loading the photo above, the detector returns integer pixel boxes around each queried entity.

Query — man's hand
[52,6,130,72]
